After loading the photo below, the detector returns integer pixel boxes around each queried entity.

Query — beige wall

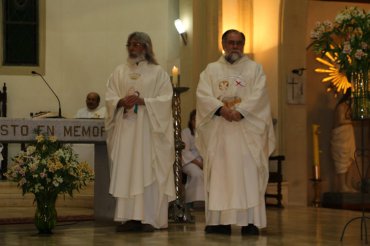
[179,0,221,126]
[253,0,281,152]
[1,0,179,119]
[279,0,309,205]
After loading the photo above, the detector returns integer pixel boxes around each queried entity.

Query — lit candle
[172,66,179,87]
[312,124,320,179]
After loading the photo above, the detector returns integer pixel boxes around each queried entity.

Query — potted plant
[5,132,94,234]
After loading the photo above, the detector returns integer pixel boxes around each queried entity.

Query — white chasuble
[196,56,275,227]
[105,61,175,226]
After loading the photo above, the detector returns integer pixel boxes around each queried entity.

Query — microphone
[31,71,62,118]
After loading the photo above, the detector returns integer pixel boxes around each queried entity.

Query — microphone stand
[31,71,62,118]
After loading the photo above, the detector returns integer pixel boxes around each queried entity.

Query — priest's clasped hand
[220,106,242,122]
[117,95,145,110]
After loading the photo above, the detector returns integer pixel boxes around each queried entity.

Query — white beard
[225,52,243,64]
[127,54,145,65]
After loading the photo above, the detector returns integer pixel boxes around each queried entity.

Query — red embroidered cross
[235,80,245,87]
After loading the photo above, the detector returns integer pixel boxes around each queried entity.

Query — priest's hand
[135,97,145,106]
[117,95,138,109]
[192,158,203,170]
[231,110,243,122]
[220,106,233,122]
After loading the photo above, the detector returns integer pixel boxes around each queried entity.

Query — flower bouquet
[5,132,94,234]
[309,6,369,75]
[308,6,370,119]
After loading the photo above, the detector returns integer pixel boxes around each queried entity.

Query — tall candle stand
[168,85,194,223]
[311,124,322,207]
[310,177,322,208]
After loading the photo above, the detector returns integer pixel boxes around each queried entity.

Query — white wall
[1,0,179,119]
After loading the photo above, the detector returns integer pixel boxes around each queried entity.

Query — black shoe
[141,224,155,232]
[241,224,259,236]
[205,225,231,235]
[116,220,142,232]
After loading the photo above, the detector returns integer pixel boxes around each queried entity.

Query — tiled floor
[0,205,369,245]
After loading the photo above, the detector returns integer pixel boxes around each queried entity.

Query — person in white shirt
[75,92,106,118]
[74,92,105,171]
[181,109,205,207]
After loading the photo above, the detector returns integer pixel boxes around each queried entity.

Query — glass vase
[351,69,370,120]
[34,192,58,234]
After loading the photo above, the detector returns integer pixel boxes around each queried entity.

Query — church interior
[0,0,370,245]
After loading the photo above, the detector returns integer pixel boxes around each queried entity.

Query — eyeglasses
[226,40,244,46]
[126,42,143,48]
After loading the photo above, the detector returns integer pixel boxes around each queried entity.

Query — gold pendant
[129,73,141,80]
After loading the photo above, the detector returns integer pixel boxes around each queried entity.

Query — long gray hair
[127,32,158,65]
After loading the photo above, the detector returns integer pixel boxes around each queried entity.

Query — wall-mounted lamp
[174,19,187,45]
[292,68,306,76]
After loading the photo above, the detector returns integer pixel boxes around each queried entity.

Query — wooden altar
[0,118,115,221]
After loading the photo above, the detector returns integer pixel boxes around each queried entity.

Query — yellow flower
[48,135,57,142]
[6,131,94,197]
[26,146,36,155]
[35,135,44,143]
[29,162,38,172]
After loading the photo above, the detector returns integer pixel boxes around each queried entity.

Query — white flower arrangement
[309,6,369,75]
[5,133,94,197]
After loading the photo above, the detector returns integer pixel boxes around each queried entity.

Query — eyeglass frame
[126,42,144,48]
[225,40,245,46]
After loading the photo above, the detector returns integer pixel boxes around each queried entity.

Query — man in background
[75,92,106,118]
[74,92,106,171]
[196,29,275,236]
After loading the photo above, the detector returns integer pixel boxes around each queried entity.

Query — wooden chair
[265,155,285,208]
[0,83,8,179]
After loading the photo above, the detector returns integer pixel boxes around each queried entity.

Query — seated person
[181,109,205,206]
[74,92,105,169]
[75,92,106,118]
